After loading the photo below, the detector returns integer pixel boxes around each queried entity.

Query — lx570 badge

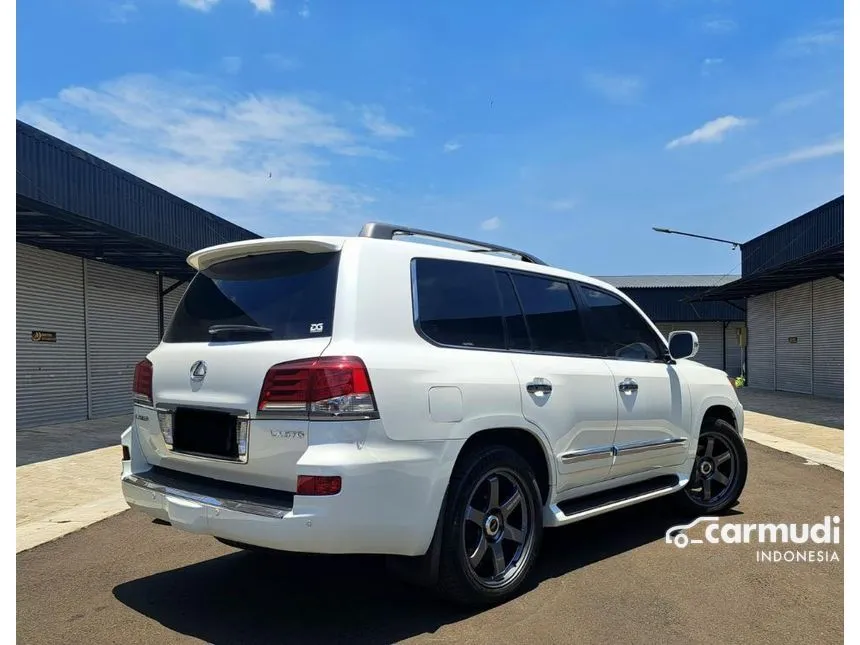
[270,430,305,439]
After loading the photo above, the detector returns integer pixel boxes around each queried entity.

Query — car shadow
[112,500,743,644]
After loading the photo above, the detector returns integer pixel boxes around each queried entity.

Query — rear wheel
[674,418,748,515]
[436,445,543,606]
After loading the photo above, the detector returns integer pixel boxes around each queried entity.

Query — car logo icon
[665,516,719,548]
[190,360,207,382]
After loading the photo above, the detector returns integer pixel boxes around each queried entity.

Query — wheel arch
[453,426,554,505]
[386,424,554,588]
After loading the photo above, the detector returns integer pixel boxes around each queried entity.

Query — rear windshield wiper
[208,324,273,337]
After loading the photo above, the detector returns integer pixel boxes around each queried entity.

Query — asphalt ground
[17,442,843,645]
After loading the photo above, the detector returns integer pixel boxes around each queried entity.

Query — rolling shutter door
[747,294,775,390]
[657,322,724,371]
[162,279,188,335]
[812,277,843,398]
[775,283,813,394]
[16,244,88,427]
[85,260,160,418]
[724,322,745,378]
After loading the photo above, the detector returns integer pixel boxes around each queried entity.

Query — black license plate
[172,407,239,459]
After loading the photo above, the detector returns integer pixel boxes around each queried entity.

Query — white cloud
[584,72,644,104]
[772,90,829,115]
[264,53,300,71]
[481,217,501,231]
[666,115,752,149]
[730,139,844,179]
[106,1,138,23]
[359,106,413,139]
[180,0,274,12]
[702,18,737,34]
[779,27,843,56]
[547,199,577,212]
[443,140,461,153]
[298,1,309,17]
[16,73,409,231]
[180,0,220,10]
[701,57,724,75]
[221,56,242,75]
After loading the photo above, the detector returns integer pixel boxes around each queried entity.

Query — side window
[579,286,664,361]
[510,273,588,354]
[413,258,505,349]
[495,272,531,351]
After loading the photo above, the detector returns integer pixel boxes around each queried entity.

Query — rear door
[501,271,619,493]
[134,247,341,491]
[576,283,693,479]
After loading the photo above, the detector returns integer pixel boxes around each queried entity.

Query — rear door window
[509,273,589,355]
[413,258,505,349]
[164,251,339,343]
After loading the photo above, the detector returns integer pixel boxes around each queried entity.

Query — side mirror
[668,330,699,360]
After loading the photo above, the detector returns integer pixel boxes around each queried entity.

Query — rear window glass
[413,258,506,349]
[164,251,339,343]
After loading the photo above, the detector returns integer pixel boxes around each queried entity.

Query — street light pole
[652,225,746,383]
[652,227,742,250]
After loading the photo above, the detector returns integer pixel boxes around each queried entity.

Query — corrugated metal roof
[16,120,260,255]
[595,275,740,289]
[740,196,843,276]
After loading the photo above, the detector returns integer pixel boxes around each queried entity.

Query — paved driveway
[16,442,843,645]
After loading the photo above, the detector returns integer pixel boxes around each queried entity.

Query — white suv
[121,223,747,605]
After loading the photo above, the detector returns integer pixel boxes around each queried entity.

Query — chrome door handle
[619,378,638,394]
[526,378,553,395]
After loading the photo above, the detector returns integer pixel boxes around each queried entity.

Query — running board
[554,475,682,523]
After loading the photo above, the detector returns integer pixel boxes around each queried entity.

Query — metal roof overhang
[17,195,195,280]
[686,243,844,302]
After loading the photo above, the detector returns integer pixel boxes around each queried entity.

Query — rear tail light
[297,475,342,496]
[133,359,153,405]
[258,356,378,420]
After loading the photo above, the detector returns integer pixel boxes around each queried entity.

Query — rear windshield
[164,251,340,343]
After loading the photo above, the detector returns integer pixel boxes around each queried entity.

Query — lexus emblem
[190,360,208,382]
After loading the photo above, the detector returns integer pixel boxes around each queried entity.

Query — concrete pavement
[16,442,844,645]
[16,446,127,553]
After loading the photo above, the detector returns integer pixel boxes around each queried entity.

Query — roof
[689,196,844,302]
[595,275,740,289]
[740,196,842,276]
[688,243,843,301]
[16,120,260,279]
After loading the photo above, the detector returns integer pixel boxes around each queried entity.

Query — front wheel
[674,418,748,515]
[435,445,543,606]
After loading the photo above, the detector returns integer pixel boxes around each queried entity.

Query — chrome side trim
[614,437,688,456]
[123,474,292,520]
[559,445,614,464]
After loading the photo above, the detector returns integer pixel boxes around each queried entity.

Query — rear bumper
[121,425,461,557]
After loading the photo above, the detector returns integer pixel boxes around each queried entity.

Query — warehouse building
[692,196,843,399]
[597,276,746,377]
[16,120,260,428]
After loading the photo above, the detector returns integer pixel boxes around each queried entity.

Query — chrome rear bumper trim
[124,471,293,520]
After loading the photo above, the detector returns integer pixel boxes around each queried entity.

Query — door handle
[526,378,553,396]
[618,378,638,394]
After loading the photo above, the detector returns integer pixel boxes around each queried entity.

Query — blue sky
[16,0,843,275]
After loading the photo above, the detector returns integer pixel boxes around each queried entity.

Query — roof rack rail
[357,222,547,265]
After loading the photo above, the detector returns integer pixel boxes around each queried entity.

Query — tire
[435,444,543,606]
[673,418,748,515]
